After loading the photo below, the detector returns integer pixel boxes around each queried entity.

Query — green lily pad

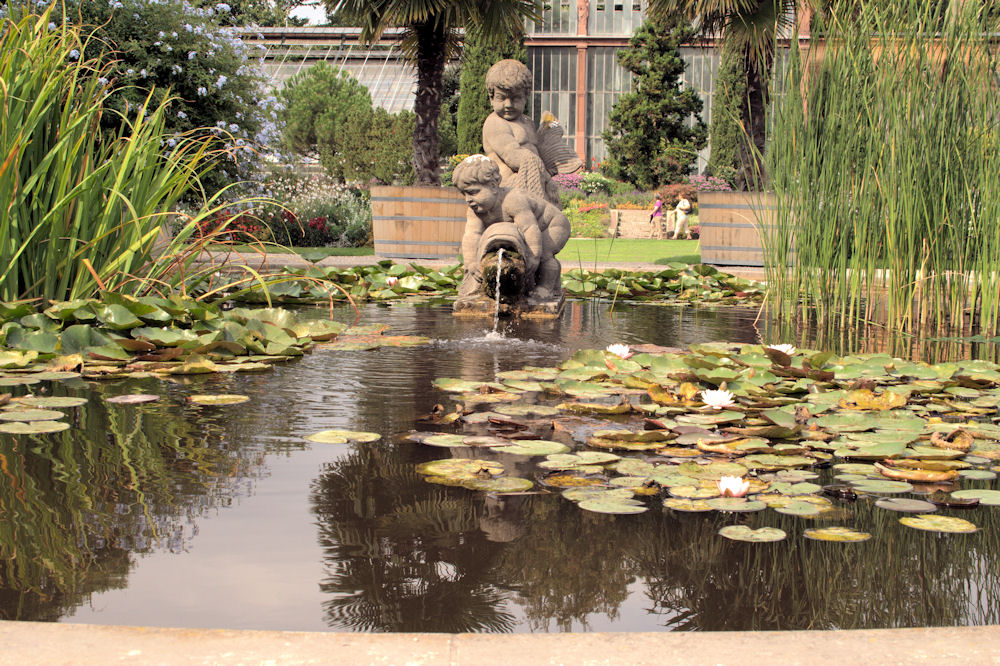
[0,420,70,434]
[803,527,872,542]
[187,394,250,406]
[490,440,570,456]
[663,497,714,512]
[0,409,65,421]
[563,487,634,502]
[305,429,382,444]
[875,497,938,513]
[578,498,648,514]
[463,476,534,493]
[415,458,504,478]
[29,371,80,381]
[958,469,997,481]
[494,404,561,417]
[718,525,786,542]
[899,514,977,533]
[432,378,492,393]
[706,497,766,512]
[849,479,913,494]
[774,500,823,517]
[668,485,720,499]
[105,394,160,404]
[950,489,1000,506]
[17,396,87,408]
[416,434,469,448]
[0,377,40,387]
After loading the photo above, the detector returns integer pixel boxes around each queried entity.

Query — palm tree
[648,0,799,190]
[331,0,542,185]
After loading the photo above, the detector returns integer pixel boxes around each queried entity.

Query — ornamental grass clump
[0,10,250,302]
[764,0,1000,337]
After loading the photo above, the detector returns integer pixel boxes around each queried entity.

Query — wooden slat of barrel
[698,191,777,267]
[371,185,467,260]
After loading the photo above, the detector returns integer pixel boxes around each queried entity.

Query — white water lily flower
[605,343,633,360]
[767,343,796,356]
[386,276,399,287]
[717,475,750,498]
[701,388,735,410]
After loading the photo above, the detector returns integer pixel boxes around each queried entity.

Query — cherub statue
[482,59,583,206]
[452,155,570,311]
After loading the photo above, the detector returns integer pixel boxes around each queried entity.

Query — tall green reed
[764,0,1000,337]
[0,9,251,303]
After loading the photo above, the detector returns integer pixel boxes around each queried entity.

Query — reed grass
[0,9,247,303]
[763,0,1000,337]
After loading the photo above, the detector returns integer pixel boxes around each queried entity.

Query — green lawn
[557,238,700,267]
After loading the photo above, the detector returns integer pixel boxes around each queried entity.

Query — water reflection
[0,300,997,632]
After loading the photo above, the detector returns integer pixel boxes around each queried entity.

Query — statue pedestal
[452,291,565,319]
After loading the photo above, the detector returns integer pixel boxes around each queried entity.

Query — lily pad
[950,489,1000,506]
[105,394,160,405]
[17,396,87,408]
[578,498,648,514]
[0,377,40,387]
[305,429,382,444]
[416,458,504,478]
[187,394,250,406]
[0,409,65,421]
[416,434,469,448]
[0,420,70,434]
[849,479,914,494]
[494,404,561,417]
[538,472,607,488]
[563,487,634,502]
[958,469,997,481]
[706,497,766,512]
[663,497,714,512]
[668,485,720,499]
[774,500,824,517]
[718,525,786,542]
[899,514,977,533]
[490,440,570,456]
[803,527,872,542]
[464,477,533,493]
[875,497,938,513]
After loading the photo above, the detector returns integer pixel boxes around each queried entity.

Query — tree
[280,63,415,184]
[705,39,746,185]
[648,0,797,190]
[601,15,707,190]
[456,25,527,155]
[332,0,542,185]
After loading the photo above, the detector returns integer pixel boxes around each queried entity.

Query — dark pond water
[1,300,998,633]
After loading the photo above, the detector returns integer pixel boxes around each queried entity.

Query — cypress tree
[456,25,526,155]
[601,15,707,190]
[706,39,746,186]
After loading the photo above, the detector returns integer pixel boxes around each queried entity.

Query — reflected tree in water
[312,443,516,632]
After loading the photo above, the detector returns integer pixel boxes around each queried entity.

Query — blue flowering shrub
[7,0,281,198]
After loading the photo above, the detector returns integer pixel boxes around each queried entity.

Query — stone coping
[1,621,997,665]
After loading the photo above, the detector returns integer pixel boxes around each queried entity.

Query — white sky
[289,4,327,25]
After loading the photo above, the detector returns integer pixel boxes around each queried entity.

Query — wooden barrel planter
[698,191,778,267]
[371,186,467,260]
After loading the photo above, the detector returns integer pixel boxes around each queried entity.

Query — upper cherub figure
[482,59,582,205]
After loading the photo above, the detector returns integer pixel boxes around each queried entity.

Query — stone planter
[698,191,777,267]
[371,186,467,260]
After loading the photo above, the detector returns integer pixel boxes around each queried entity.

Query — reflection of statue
[482,59,583,206]
[452,156,570,317]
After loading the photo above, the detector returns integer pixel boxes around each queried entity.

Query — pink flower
[605,344,633,360]
[386,276,399,287]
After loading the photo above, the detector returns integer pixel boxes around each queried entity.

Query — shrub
[659,183,698,206]
[26,0,281,199]
[281,63,414,185]
[580,172,615,196]
[564,202,610,238]
[261,173,372,247]
[687,175,733,193]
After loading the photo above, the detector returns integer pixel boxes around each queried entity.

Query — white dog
[668,198,693,240]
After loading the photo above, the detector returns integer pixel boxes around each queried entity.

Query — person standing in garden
[649,194,665,238]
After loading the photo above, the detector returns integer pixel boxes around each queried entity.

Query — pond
[1,300,998,633]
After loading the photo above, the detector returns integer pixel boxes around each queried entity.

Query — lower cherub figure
[452,155,570,307]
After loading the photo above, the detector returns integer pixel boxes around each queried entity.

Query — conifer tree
[456,25,527,155]
[601,15,706,190]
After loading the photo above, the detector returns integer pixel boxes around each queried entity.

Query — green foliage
[601,15,707,190]
[706,40,745,186]
[563,203,610,238]
[580,173,615,196]
[0,10,233,302]
[438,64,461,157]
[280,63,415,184]
[30,0,280,198]
[456,25,527,154]
[192,0,308,26]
